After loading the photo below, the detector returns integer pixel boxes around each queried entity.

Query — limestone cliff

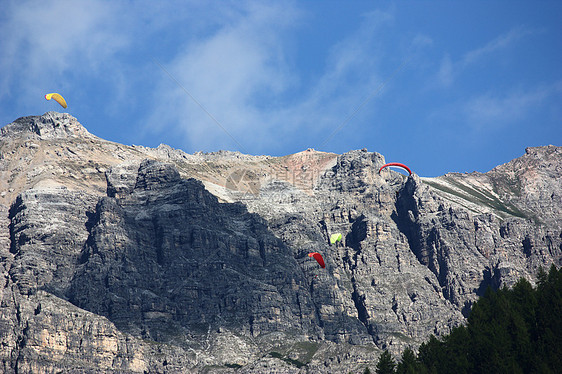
[0,112,560,373]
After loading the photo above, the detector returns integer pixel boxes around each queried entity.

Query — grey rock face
[0,113,560,373]
[69,159,319,342]
[405,146,562,314]
[243,150,465,353]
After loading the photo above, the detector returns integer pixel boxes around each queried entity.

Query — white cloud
[412,34,433,49]
[437,54,454,87]
[144,3,397,154]
[0,0,129,98]
[463,82,562,131]
[1,1,410,154]
[461,26,537,67]
[435,26,537,88]
[145,1,302,153]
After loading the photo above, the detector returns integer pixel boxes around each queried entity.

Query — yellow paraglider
[45,93,67,109]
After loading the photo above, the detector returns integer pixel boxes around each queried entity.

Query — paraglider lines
[151,57,249,153]
[319,55,412,148]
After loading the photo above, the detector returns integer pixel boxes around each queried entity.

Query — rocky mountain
[0,112,560,373]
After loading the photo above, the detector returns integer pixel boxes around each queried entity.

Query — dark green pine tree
[507,278,536,372]
[417,335,444,373]
[535,265,562,371]
[376,350,396,374]
[441,325,471,373]
[396,347,421,374]
[468,285,523,373]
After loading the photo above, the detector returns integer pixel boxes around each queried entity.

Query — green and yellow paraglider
[330,233,342,245]
[45,93,67,108]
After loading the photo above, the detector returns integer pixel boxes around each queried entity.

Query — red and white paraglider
[378,162,412,176]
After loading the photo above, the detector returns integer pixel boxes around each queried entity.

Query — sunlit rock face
[0,113,560,372]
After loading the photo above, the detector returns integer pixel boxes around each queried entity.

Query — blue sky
[1,1,560,177]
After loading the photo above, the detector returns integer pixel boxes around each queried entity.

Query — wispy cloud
[437,54,454,87]
[460,26,537,67]
[0,1,429,155]
[145,1,301,152]
[436,26,538,88]
[145,4,398,153]
[463,82,562,131]
[0,0,129,99]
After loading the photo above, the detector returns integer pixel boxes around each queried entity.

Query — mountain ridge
[0,112,560,373]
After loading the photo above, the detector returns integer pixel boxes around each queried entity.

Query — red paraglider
[308,252,326,268]
[378,162,412,176]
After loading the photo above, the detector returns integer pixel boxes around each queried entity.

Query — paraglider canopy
[45,93,67,108]
[330,233,342,244]
[308,252,326,268]
[378,162,412,176]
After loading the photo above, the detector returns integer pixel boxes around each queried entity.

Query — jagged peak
[525,144,560,156]
[0,111,95,140]
[490,145,561,175]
